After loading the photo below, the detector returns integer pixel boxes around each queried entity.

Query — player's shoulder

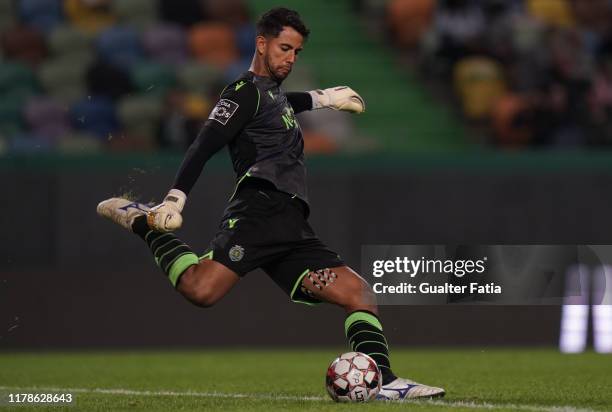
[219,73,259,101]
[208,74,259,126]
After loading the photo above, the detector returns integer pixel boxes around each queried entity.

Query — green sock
[345,310,397,385]
[132,216,198,287]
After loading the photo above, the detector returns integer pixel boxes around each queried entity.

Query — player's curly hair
[256,7,310,40]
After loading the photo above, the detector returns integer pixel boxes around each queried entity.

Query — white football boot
[376,377,445,401]
[96,198,150,232]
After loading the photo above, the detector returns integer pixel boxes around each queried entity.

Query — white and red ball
[325,352,381,402]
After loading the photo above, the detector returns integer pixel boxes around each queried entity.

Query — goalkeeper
[97,7,444,401]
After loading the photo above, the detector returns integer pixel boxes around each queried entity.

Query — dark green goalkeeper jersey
[171,71,314,206]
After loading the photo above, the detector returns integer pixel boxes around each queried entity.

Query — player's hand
[146,189,186,232]
[309,86,365,113]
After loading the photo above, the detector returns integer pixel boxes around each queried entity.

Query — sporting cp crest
[229,245,245,262]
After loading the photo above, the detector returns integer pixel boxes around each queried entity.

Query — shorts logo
[209,99,239,125]
[229,245,244,262]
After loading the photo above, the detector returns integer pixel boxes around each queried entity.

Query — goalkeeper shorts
[201,178,344,305]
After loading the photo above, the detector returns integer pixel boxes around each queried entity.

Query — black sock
[345,310,397,385]
[131,216,198,287]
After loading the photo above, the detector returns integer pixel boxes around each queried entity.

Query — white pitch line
[0,386,325,403]
[423,399,598,412]
[0,386,599,412]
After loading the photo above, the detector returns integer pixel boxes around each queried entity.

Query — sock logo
[229,245,244,262]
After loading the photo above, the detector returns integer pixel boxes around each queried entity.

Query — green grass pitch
[0,349,610,411]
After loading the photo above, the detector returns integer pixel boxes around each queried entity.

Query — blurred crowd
[9,1,610,153]
[359,0,612,148]
[0,0,337,155]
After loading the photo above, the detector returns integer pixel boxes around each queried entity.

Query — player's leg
[295,265,445,400]
[300,266,376,313]
[262,191,444,399]
[298,266,397,382]
[176,259,239,307]
[265,256,398,384]
[97,198,239,307]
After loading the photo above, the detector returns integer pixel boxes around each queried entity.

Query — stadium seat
[224,56,252,83]
[85,60,133,100]
[0,1,16,33]
[142,24,188,66]
[204,0,250,25]
[235,23,256,60]
[48,24,93,57]
[57,131,102,153]
[70,95,118,139]
[0,136,7,154]
[0,64,40,119]
[117,95,163,139]
[9,133,54,151]
[493,94,533,147]
[157,90,210,148]
[357,0,388,17]
[19,0,64,34]
[96,25,144,69]
[303,130,339,154]
[64,0,115,34]
[106,132,157,151]
[0,62,39,94]
[526,0,575,28]
[24,96,71,141]
[38,55,92,103]
[387,0,435,48]
[130,62,177,96]
[177,62,223,95]
[0,99,25,138]
[1,26,48,66]
[158,0,207,27]
[182,93,211,121]
[188,23,239,68]
[297,107,355,144]
[278,64,316,92]
[112,0,157,31]
[453,57,506,120]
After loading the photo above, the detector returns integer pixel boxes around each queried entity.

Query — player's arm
[286,92,312,114]
[288,87,365,114]
[309,86,365,113]
[147,81,259,232]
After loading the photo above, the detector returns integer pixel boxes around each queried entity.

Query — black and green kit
[169,72,344,304]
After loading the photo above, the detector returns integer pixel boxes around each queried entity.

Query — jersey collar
[245,71,282,90]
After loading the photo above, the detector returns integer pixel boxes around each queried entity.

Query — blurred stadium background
[1,0,612,354]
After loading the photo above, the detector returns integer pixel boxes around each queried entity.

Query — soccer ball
[325,352,381,402]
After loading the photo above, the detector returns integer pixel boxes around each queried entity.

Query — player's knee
[177,266,219,308]
[341,280,377,312]
[304,268,376,311]
[190,285,218,308]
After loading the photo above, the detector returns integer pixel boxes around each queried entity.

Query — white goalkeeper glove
[308,86,365,113]
[146,189,186,232]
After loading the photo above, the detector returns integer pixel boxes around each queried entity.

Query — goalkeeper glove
[146,189,186,232]
[308,86,365,113]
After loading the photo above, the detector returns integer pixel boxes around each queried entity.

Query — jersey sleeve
[287,92,313,114]
[171,80,259,195]
[207,80,260,137]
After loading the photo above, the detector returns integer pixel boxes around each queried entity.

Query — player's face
[262,26,304,81]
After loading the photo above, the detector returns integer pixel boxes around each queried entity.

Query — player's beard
[265,55,290,83]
